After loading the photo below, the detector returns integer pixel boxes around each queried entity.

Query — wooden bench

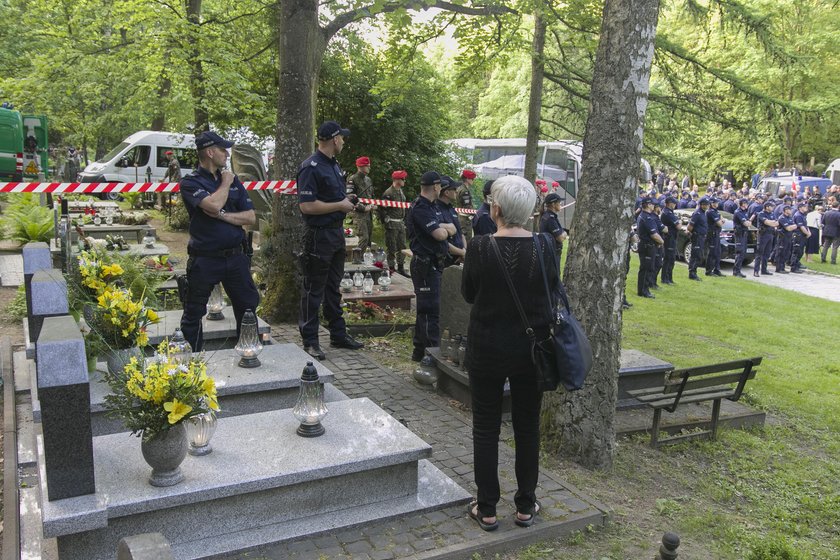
[627,357,762,447]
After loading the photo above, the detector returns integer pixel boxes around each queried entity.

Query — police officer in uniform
[705,197,725,276]
[754,201,779,277]
[635,198,664,298]
[437,176,467,266]
[378,170,408,275]
[652,203,666,288]
[407,171,456,361]
[472,180,497,236]
[297,121,364,360]
[775,205,797,274]
[686,197,710,280]
[732,198,752,277]
[347,156,374,251]
[790,201,810,273]
[660,196,682,284]
[178,131,260,351]
[539,192,568,274]
[458,170,477,242]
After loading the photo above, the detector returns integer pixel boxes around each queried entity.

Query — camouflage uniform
[455,183,474,242]
[163,157,182,182]
[378,184,407,270]
[347,171,374,251]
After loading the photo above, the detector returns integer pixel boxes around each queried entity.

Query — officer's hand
[220,169,234,187]
[338,198,356,213]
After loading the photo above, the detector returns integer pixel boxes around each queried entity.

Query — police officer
[747,193,764,218]
[297,121,364,360]
[472,180,497,236]
[407,171,455,361]
[686,197,710,280]
[660,196,682,284]
[347,156,374,251]
[775,205,798,274]
[178,131,260,351]
[754,201,779,277]
[457,169,477,242]
[732,198,752,277]
[636,198,664,298]
[539,192,568,273]
[652,203,666,288]
[705,197,725,276]
[437,176,467,266]
[723,192,738,214]
[790,201,810,273]
[378,170,408,275]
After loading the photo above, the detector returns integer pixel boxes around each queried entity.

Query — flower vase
[106,347,143,376]
[185,412,217,456]
[141,423,188,487]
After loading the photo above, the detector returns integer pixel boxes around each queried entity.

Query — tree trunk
[263,0,327,323]
[523,11,546,185]
[151,52,172,131]
[541,0,661,470]
[185,0,209,132]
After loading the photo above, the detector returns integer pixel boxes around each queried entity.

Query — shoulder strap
[534,233,572,313]
[489,236,535,340]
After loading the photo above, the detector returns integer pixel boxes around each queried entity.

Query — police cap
[317,120,350,140]
[665,196,677,205]
[710,197,720,205]
[440,175,461,191]
[763,201,774,208]
[420,171,442,186]
[544,192,564,205]
[195,131,234,150]
[739,198,749,205]
[483,180,494,197]
[699,197,710,205]
[641,197,654,206]
[797,200,808,208]
[782,205,792,212]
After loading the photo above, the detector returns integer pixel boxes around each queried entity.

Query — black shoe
[713,271,724,277]
[304,344,325,360]
[651,284,660,290]
[799,266,808,270]
[705,272,713,276]
[640,293,655,299]
[754,272,760,277]
[330,335,364,350]
[411,348,425,362]
[776,270,789,274]
[689,275,701,281]
[734,273,747,278]
[791,269,803,274]
[762,271,773,276]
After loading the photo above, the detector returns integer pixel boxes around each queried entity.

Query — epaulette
[310,160,317,167]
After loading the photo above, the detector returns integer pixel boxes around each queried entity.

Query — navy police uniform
[635,202,659,297]
[436,196,464,267]
[179,135,260,351]
[732,202,751,277]
[688,201,709,279]
[705,201,723,275]
[472,202,497,236]
[660,200,679,283]
[775,211,794,273]
[754,206,776,275]
[539,193,565,274]
[790,206,808,272]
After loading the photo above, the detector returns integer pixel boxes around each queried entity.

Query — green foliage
[121,192,142,209]
[3,285,28,322]
[746,534,808,560]
[166,197,190,231]
[1,194,54,242]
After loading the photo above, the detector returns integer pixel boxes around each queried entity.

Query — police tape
[0,180,481,214]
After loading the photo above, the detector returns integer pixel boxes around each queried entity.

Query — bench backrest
[665,357,763,397]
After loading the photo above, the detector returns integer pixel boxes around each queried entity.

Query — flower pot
[185,412,217,456]
[141,423,188,487]
[106,347,142,376]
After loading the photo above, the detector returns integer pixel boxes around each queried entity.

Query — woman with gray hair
[461,175,560,531]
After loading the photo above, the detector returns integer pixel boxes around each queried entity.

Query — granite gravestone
[22,242,52,325]
[29,268,69,344]
[36,315,96,500]
[439,265,471,338]
[117,534,174,560]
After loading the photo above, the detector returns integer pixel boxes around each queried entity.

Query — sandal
[514,500,541,528]
[467,500,499,532]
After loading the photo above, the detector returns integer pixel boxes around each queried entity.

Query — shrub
[167,196,190,231]
[2,194,54,242]
[3,285,28,322]
[746,535,807,560]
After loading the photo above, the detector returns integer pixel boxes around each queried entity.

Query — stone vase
[185,412,217,456]
[105,347,142,376]
[141,423,188,487]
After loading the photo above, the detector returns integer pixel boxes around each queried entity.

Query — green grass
[802,258,839,276]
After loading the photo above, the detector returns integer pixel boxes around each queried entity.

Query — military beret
[391,170,407,180]
[317,121,350,140]
[355,156,370,167]
[420,171,442,186]
[535,179,547,187]
[551,181,560,188]
[164,150,174,156]
[461,169,477,180]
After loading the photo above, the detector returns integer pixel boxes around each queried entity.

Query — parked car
[674,209,757,265]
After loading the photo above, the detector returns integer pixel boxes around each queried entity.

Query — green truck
[0,105,49,181]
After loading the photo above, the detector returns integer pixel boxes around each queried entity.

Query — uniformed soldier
[790,201,811,273]
[378,170,408,275]
[660,196,682,284]
[705,197,725,276]
[635,197,664,298]
[407,171,455,361]
[163,150,182,182]
[437,176,467,267]
[178,131,260,351]
[775,206,798,274]
[63,147,80,182]
[754,201,779,277]
[539,192,568,275]
[686,197,710,280]
[297,121,364,360]
[472,180,497,236]
[732,198,752,277]
[346,156,375,251]
[457,169,477,242]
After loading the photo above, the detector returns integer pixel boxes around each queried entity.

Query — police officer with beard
[686,197,710,280]
[635,197,664,298]
[732,198,752,278]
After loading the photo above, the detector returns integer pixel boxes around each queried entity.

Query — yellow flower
[163,399,192,424]
[146,309,159,323]
[101,263,124,278]
[136,331,149,347]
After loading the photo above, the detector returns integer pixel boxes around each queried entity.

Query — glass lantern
[375,245,386,265]
[340,272,353,293]
[362,272,374,294]
[167,327,192,365]
[206,283,225,320]
[353,271,364,287]
[234,309,263,368]
[413,355,438,385]
[377,268,391,291]
[292,361,328,437]
[93,213,101,226]
[186,411,217,456]
[363,247,374,266]
[351,247,363,264]
[104,207,114,225]
[142,230,156,248]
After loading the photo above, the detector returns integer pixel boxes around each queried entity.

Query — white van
[78,131,197,197]
[826,158,840,185]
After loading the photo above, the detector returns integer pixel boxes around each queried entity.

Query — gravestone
[36,315,96,500]
[439,264,470,338]
[117,534,173,560]
[29,269,69,343]
[22,242,52,323]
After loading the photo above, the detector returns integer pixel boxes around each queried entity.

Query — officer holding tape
[179,131,260,351]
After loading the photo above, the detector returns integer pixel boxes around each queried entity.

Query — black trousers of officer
[733,230,748,275]
[181,252,260,352]
[790,233,805,271]
[662,234,676,282]
[299,227,347,346]
[775,234,792,272]
[754,232,774,274]
[411,256,442,353]
[688,233,705,277]
[653,245,663,286]
[637,242,656,296]
[705,229,721,274]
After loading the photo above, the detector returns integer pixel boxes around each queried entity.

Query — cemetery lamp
[167,327,192,365]
[207,284,225,320]
[292,361,328,437]
[234,309,262,368]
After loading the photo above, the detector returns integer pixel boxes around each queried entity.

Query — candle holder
[234,309,262,367]
[351,247,363,264]
[378,269,391,291]
[186,412,217,456]
[206,284,225,320]
[340,272,353,293]
[292,361,328,437]
[167,327,192,366]
[353,271,364,287]
[362,272,374,294]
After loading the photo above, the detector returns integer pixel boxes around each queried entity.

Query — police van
[757,172,832,197]
[78,131,197,198]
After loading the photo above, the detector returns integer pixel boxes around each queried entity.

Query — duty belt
[307,220,343,230]
[188,245,243,258]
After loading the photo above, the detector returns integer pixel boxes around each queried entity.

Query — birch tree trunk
[542,0,661,470]
[524,11,546,185]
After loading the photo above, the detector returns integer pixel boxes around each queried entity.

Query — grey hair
[491,175,537,228]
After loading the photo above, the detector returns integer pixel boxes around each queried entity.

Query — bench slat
[664,369,756,393]
[669,357,762,378]
[640,390,736,409]
[630,385,735,402]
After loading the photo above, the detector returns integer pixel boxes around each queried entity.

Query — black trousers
[298,227,348,346]
[637,242,655,295]
[469,371,542,518]
[653,245,663,285]
[705,230,721,273]
[688,234,705,277]
[733,230,748,274]
[411,256,442,352]
[790,233,805,271]
[662,235,676,282]
[775,234,792,272]
[754,233,774,273]
[181,253,260,352]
